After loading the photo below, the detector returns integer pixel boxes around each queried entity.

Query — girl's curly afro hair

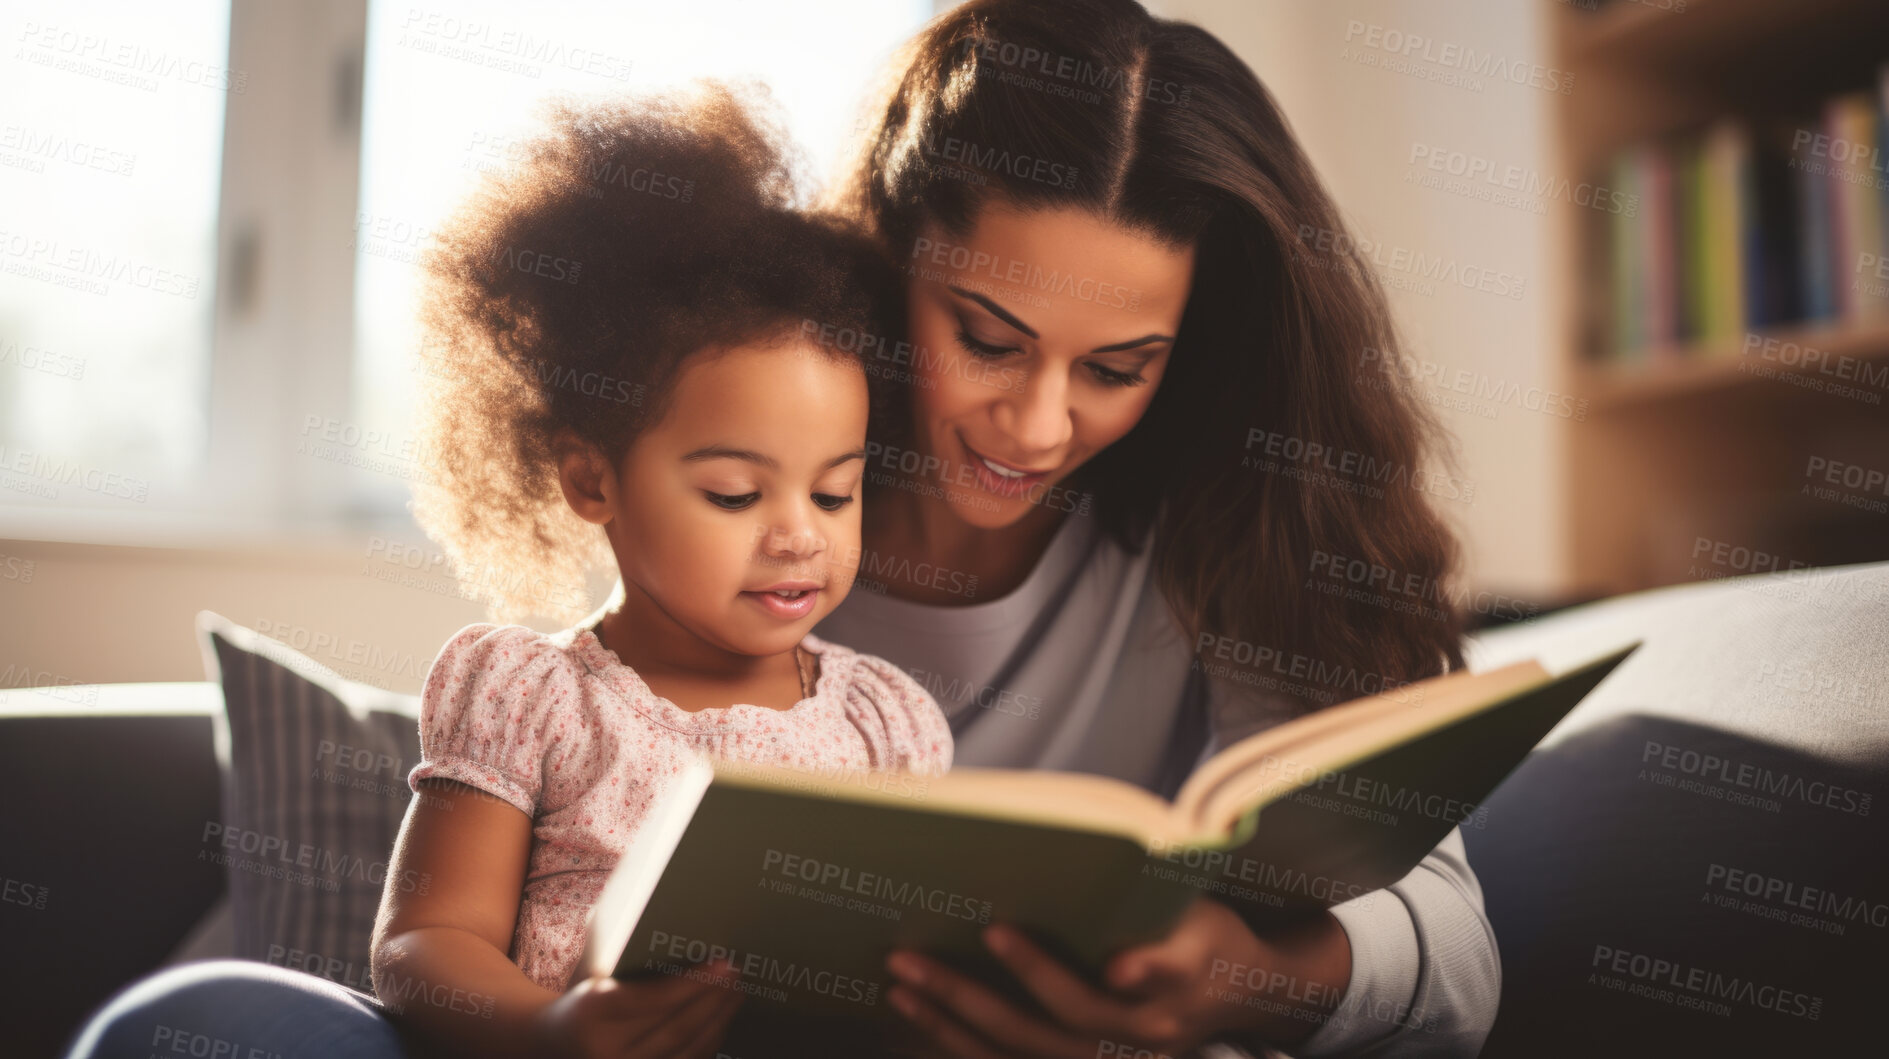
[413,82,897,625]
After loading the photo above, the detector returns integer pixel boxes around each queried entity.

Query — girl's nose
[758,518,826,560]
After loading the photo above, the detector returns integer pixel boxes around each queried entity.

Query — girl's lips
[742,587,819,620]
[960,437,1052,500]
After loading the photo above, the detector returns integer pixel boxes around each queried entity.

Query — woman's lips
[960,436,1052,500]
[742,587,819,620]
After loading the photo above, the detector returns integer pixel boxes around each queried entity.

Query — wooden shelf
[1554,0,1889,596]
[1572,319,1889,410]
[1562,0,1688,63]
[1563,0,1889,73]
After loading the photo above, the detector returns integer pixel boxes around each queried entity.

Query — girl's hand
[885,897,1352,1058]
[534,963,745,1059]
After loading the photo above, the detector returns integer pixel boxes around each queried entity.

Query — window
[349,0,934,514]
[0,0,931,540]
[0,0,232,512]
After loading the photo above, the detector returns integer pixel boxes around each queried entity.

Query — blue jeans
[64,959,409,1059]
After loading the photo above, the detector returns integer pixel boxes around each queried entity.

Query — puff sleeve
[845,650,955,776]
[407,623,595,817]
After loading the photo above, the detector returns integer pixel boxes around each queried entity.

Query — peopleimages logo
[1704,863,1888,930]
[15,21,250,93]
[1362,346,1589,422]
[2,875,49,911]
[1341,21,1573,95]
[645,931,880,1006]
[396,8,633,81]
[759,849,993,923]
[1242,427,1477,505]
[1294,224,1526,301]
[908,237,1142,311]
[921,132,1078,190]
[198,821,431,897]
[0,123,137,176]
[1193,633,1423,705]
[1143,839,1375,907]
[1590,944,1822,1021]
[0,443,149,502]
[1407,143,1636,216]
[1640,739,1871,816]
[0,228,199,298]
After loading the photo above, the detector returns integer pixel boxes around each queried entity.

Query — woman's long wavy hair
[834,0,1466,713]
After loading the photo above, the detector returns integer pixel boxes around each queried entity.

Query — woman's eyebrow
[949,283,1173,354]
[1090,334,1175,353]
[948,285,1037,338]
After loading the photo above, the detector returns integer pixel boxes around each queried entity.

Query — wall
[1159,0,1569,599]
[0,536,491,694]
[0,1,1570,692]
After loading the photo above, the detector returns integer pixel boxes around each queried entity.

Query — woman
[813,1,1492,1056]
[64,2,1493,1057]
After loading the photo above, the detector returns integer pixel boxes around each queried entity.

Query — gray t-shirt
[817,510,1499,1058]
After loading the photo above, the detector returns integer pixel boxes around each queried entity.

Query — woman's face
[901,201,1195,529]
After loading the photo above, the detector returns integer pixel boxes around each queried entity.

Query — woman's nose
[991,365,1073,457]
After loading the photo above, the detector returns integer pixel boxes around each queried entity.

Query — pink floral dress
[407,623,953,991]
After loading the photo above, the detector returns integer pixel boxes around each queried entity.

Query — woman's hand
[533,964,745,1059]
[885,897,1352,1058]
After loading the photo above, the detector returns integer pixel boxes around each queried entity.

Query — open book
[574,643,1637,1055]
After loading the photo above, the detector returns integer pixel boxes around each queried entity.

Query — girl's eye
[954,328,1019,359]
[704,491,758,510]
[1087,362,1147,388]
[812,493,854,512]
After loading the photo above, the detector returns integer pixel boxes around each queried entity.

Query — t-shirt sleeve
[846,651,954,776]
[408,623,587,816]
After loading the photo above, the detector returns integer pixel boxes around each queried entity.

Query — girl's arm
[371,779,744,1059]
[371,777,557,1056]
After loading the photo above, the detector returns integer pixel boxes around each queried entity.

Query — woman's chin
[941,488,1044,531]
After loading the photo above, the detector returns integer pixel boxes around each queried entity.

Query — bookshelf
[1572,319,1889,409]
[1554,0,1889,595]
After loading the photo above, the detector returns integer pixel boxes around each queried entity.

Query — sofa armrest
[1,683,226,1059]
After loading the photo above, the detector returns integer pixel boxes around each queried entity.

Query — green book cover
[1685,137,1712,346]
[1704,120,1751,348]
[1612,149,1642,359]
[579,644,1638,1056]
[1837,93,1884,319]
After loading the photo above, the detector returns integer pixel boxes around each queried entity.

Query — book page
[1187,661,1549,834]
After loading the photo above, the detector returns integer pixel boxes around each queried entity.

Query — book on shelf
[1604,65,1889,361]
[1828,91,1886,321]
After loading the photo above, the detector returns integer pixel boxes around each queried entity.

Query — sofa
[4,563,1885,1058]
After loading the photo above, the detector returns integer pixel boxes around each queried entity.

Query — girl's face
[902,201,1196,528]
[575,340,868,659]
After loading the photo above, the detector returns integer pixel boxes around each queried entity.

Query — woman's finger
[886,950,1091,1058]
[980,925,1131,1035]
[1107,898,1224,991]
[888,985,1015,1059]
[600,966,728,1018]
[671,988,745,1059]
[628,973,737,1054]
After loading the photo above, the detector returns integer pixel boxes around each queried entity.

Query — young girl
[369,84,952,1059]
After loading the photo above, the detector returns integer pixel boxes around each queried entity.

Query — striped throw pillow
[196,611,423,996]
